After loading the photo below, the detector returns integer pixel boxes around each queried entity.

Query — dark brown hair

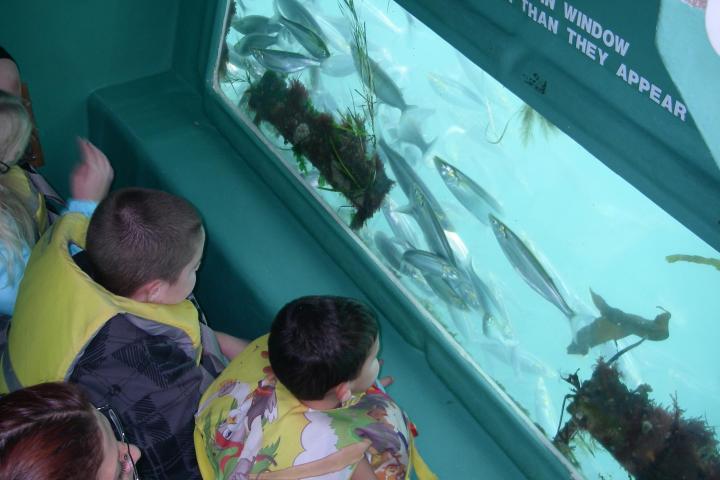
[0,382,104,480]
[268,296,379,400]
[86,187,203,297]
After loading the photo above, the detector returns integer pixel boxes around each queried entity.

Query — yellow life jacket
[195,335,437,480]
[0,213,202,393]
[3,165,48,237]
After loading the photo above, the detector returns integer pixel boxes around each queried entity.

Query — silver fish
[227,52,264,81]
[425,276,469,311]
[276,0,325,39]
[320,54,356,77]
[233,34,278,57]
[405,185,455,265]
[231,15,283,35]
[477,339,557,378]
[358,1,405,35]
[314,14,351,54]
[352,48,408,111]
[534,377,558,437]
[427,72,484,109]
[382,198,419,249]
[489,215,575,319]
[403,249,479,310]
[379,138,450,230]
[251,48,321,74]
[278,14,330,60]
[434,156,502,226]
[395,108,436,155]
[374,231,405,273]
[403,249,455,277]
[465,262,512,339]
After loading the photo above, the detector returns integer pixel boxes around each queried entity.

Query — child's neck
[300,397,342,411]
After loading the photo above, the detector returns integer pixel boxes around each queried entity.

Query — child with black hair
[195,295,435,480]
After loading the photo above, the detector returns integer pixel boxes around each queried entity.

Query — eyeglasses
[97,405,140,480]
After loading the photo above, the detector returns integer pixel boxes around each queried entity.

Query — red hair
[0,382,104,480]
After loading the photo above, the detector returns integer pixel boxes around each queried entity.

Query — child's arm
[214,330,249,360]
[351,458,376,480]
[375,359,394,391]
[70,139,113,203]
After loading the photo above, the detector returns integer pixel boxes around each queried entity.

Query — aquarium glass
[214,0,720,477]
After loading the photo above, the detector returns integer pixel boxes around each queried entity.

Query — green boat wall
[2,0,717,478]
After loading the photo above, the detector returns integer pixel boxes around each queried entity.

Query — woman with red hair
[0,382,141,480]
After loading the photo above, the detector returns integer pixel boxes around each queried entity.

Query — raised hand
[70,138,114,202]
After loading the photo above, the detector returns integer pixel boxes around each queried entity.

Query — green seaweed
[246,71,393,229]
[666,254,720,272]
[519,103,557,146]
[339,0,377,148]
[487,103,558,145]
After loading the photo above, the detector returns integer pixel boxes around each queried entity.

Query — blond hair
[0,91,31,168]
[0,91,35,286]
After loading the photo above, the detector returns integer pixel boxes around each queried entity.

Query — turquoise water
[219,0,720,477]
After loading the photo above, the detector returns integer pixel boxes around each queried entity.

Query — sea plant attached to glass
[246,71,392,229]
[240,0,392,229]
[554,354,720,479]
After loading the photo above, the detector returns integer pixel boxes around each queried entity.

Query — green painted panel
[0,0,179,196]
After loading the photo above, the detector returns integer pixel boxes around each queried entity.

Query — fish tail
[421,137,439,168]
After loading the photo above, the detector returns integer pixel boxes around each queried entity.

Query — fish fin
[269,11,282,26]
[395,203,415,215]
[589,288,610,315]
[566,341,587,355]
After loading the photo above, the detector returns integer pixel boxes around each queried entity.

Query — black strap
[20,163,66,208]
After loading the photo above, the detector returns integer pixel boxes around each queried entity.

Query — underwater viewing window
[211,0,720,477]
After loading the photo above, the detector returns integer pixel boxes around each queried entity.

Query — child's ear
[335,382,352,403]
[131,279,167,303]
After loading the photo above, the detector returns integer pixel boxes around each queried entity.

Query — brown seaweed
[246,71,393,229]
[554,361,720,479]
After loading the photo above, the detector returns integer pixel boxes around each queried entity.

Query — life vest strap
[1,340,23,392]
[21,163,66,208]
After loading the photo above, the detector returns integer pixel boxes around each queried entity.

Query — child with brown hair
[0,382,142,480]
[2,187,247,479]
